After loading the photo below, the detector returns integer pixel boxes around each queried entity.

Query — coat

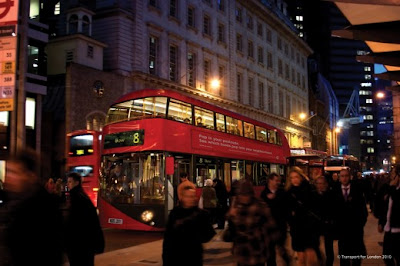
[226,198,278,265]
[7,186,63,266]
[65,185,104,256]
[162,206,216,266]
[201,186,217,209]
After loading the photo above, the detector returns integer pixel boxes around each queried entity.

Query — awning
[327,0,400,89]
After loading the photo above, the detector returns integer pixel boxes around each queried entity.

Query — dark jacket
[311,189,337,236]
[65,185,104,256]
[7,186,63,266]
[162,206,216,266]
[260,187,289,235]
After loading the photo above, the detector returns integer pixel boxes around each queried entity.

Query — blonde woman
[286,167,320,266]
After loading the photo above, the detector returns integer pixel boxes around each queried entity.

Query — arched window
[68,14,79,34]
[86,112,106,131]
[82,15,90,35]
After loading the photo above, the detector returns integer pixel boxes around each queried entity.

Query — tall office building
[287,0,378,170]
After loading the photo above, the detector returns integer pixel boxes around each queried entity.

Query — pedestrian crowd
[0,149,104,266]
[164,166,400,266]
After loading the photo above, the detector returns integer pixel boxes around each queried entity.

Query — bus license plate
[108,218,123,224]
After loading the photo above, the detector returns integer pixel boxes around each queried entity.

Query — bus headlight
[141,210,154,222]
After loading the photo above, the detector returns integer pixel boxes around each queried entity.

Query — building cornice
[48,33,108,48]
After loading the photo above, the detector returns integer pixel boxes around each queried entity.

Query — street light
[376,91,385,99]
[298,112,317,123]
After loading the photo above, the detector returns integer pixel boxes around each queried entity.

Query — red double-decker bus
[99,88,290,231]
[67,130,101,207]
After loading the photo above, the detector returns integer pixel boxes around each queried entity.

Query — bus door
[195,157,216,187]
[171,154,191,205]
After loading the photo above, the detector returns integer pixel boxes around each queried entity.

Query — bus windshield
[69,134,94,156]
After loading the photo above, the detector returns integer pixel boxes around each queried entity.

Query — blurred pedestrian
[201,179,217,225]
[5,150,63,266]
[163,186,216,266]
[260,173,290,266]
[334,168,368,266]
[376,167,400,266]
[312,176,337,266]
[45,177,56,194]
[213,178,228,229]
[65,172,104,266]
[177,172,195,202]
[226,179,278,266]
[285,166,320,266]
[55,178,64,197]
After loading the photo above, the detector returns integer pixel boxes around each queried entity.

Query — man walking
[65,172,104,266]
[334,168,368,266]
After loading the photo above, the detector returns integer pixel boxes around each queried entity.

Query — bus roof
[112,88,285,133]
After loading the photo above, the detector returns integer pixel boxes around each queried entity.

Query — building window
[296,15,303,21]
[68,14,78,34]
[54,2,60,15]
[169,45,178,81]
[279,91,284,116]
[361,82,372,87]
[266,28,272,43]
[203,15,211,36]
[257,22,263,37]
[364,115,373,120]
[297,72,300,86]
[278,58,283,76]
[218,66,225,96]
[268,85,273,112]
[365,74,371,80]
[285,64,289,79]
[258,46,263,64]
[148,37,158,74]
[259,82,264,109]
[187,52,196,87]
[248,41,254,58]
[277,37,282,50]
[218,24,225,43]
[366,98,373,103]
[286,94,291,118]
[204,60,210,91]
[66,50,74,63]
[235,7,242,23]
[218,0,225,11]
[248,78,253,106]
[237,73,242,103]
[284,43,289,55]
[247,16,253,29]
[236,34,243,52]
[267,52,273,69]
[367,147,375,153]
[291,68,295,83]
[302,76,306,89]
[187,6,195,27]
[169,0,178,18]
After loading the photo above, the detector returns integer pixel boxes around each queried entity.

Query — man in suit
[335,168,368,266]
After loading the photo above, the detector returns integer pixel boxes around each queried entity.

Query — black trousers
[383,231,400,266]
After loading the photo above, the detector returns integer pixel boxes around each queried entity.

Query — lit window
[361,82,372,87]
[296,16,303,21]
[366,99,373,103]
[365,74,371,80]
[26,98,36,129]
[367,147,375,153]
[364,66,371,71]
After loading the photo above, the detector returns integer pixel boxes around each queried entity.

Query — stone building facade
[44,0,312,176]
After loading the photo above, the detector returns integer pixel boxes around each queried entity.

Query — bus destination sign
[104,130,144,149]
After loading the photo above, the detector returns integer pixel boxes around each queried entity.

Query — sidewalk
[92,214,385,266]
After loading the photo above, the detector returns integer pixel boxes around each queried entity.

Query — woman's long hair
[284,166,309,191]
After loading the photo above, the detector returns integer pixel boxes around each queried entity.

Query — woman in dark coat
[213,178,228,229]
[163,186,216,266]
[285,167,320,266]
